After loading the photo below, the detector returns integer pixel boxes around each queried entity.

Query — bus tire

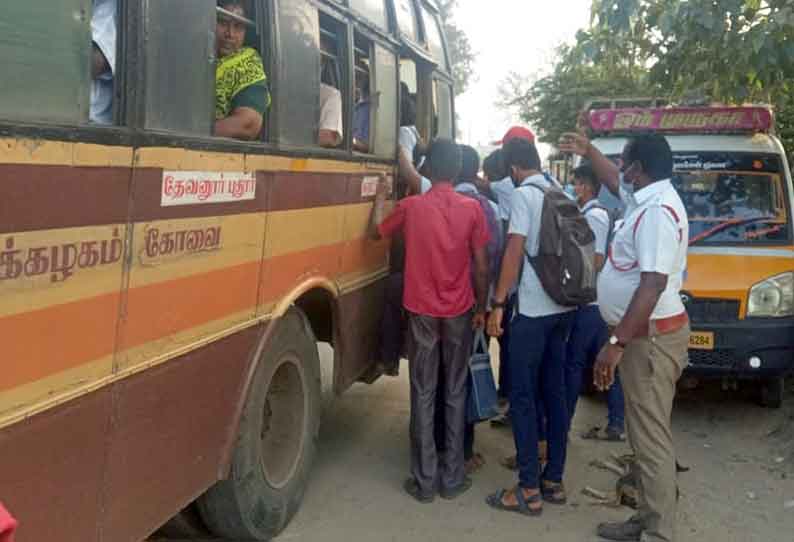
[197,307,322,540]
[759,376,784,409]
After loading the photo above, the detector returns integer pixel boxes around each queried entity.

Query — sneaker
[605,426,627,442]
[596,517,644,541]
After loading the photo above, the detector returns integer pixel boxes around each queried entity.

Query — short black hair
[482,149,506,181]
[218,0,246,12]
[427,138,462,182]
[502,137,541,172]
[624,134,673,181]
[572,164,599,193]
[456,145,480,184]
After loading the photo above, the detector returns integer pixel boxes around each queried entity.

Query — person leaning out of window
[215,0,271,140]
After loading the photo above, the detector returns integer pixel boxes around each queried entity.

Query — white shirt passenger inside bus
[90,0,117,124]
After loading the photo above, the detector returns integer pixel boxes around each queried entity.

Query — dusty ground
[278,352,794,542]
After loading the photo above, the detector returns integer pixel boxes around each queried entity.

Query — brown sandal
[541,480,567,505]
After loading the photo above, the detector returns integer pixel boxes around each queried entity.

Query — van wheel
[759,377,784,409]
[197,308,321,540]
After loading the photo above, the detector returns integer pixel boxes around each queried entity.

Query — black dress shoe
[439,476,472,500]
[403,478,435,504]
[596,516,644,541]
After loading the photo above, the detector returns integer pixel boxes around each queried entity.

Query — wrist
[491,298,506,309]
[608,334,627,349]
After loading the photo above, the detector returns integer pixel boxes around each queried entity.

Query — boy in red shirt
[371,138,489,502]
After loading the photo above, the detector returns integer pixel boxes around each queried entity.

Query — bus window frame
[432,75,455,140]
[318,7,351,152]
[0,0,413,167]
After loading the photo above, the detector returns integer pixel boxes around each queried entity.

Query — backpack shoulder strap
[517,182,547,195]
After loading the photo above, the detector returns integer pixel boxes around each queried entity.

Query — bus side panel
[335,173,391,391]
[0,388,112,542]
[100,325,262,542]
[336,278,387,391]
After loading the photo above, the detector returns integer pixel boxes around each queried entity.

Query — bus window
[90,0,118,125]
[319,13,347,149]
[143,0,216,135]
[421,5,448,71]
[348,0,389,31]
[353,32,373,153]
[0,1,98,124]
[372,44,398,158]
[214,1,271,141]
[394,0,420,43]
[277,0,320,147]
[434,79,454,139]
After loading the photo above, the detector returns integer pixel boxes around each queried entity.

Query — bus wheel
[198,307,322,540]
[759,377,784,409]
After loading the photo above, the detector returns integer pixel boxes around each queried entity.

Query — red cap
[494,126,535,146]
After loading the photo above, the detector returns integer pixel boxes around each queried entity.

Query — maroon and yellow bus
[0,1,455,541]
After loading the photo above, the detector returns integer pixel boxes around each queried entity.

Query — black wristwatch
[492,299,507,309]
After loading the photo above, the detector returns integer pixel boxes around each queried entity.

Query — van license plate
[689,332,715,350]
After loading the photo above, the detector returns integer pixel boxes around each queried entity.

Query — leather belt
[609,312,689,339]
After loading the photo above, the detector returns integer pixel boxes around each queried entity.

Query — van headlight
[747,272,794,317]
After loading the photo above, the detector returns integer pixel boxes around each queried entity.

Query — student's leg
[607,371,626,435]
[540,312,573,485]
[407,313,442,495]
[379,273,405,374]
[438,311,474,491]
[508,315,549,490]
[434,361,447,453]
[565,307,597,425]
[497,294,515,400]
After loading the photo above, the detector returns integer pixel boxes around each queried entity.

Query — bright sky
[453,0,593,157]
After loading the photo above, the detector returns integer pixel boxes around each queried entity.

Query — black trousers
[408,311,473,494]
[378,273,405,370]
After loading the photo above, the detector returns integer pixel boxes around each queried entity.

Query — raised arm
[398,147,424,196]
[559,132,621,197]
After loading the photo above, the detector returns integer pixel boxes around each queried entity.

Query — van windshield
[671,153,791,246]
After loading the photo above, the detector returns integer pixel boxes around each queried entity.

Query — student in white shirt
[90,0,117,124]
[485,137,574,517]
[318,83,343,148]
[566,164,626,443]
[560,132,689,542]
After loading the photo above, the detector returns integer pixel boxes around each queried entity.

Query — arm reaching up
[559,132,621,197]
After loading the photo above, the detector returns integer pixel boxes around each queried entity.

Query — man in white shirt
[560,133,690,542]
[90,0,117,124]
[318,83,343,148]
[565,164,625,442]
[485,137,574,516]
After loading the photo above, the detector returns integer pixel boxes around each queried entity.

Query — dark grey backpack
[522,180,597,306]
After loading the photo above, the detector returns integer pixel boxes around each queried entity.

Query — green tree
[501,0,794,157]
[436,0,475,95]
[590,0,794,155]
[498,37,655,145]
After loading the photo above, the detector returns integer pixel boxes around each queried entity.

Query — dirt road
[279,359,794,542]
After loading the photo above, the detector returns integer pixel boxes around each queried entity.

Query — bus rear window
[673,154,791,245]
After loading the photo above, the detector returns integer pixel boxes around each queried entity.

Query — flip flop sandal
[486,487,543,517]
[499,455,518,471]
[604,428,627,442]
[581,426,604,440]
[490,414,511,428]
[541,480,567,505]
[465,457,483,475]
